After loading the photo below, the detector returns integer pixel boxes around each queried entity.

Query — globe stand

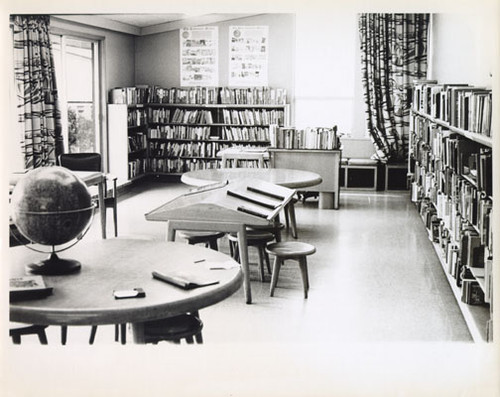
[26,250,82,276]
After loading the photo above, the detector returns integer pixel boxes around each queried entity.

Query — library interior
[4,6,499,397]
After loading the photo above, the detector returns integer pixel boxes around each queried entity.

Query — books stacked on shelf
[109,86,287,105]
[148,107,171,123]
[148,157,220,174]
[170,109,214,124]
[128,133,147,153]
[270,126,341,150]
[222,126,270,142]
[128,158,146,179]
[148,125,212,140]
[128,108,147,127]
[412,80,492,137]
[219,87,287,105]
[149,141,231,160]
[221,109,285,126]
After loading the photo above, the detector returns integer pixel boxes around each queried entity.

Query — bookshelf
[268,125,343,209]
[409,80,493,342]
[108,86,290,177]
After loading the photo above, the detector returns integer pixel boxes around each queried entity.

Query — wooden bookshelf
[409,80,493,342]
[108,86,290,176]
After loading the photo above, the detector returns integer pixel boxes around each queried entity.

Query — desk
[9,239,242,344]
[181,168,322,189]
[9,170,108,239]
[146,178,295,304]
[268,149,342,209]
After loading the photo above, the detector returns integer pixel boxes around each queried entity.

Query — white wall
[135,14,295,102]
[429,13,496,88]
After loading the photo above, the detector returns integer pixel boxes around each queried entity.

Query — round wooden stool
[142,313,203,344]
[266,241,316,298]
[178,231,226,251]
[228,230,275,282]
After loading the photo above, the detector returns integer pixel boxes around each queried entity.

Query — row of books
[148,158,220,174]
[128,133,147,153]
[412,80,492,136]
[221,109,285,126]
[128,158,146,179]
[269,126,341,150]
[109,86,287,105]
[149,141,233,159]
[128,109,148,127]
[411,116,492,196]
[170,109,214,124]
[148,126,213,140]
[222,126,270,142]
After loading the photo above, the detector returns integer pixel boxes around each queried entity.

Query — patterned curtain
[358,14,429,162]
[12,15,63,169]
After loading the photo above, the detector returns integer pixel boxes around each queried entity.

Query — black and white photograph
[2,0,499,396]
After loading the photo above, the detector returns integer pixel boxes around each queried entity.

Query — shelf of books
[108,86,290,176]
[409,80,493,342]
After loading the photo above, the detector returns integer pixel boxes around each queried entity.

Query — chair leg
[270,257,282,297]
[113,206,118,237]
[120,323,127,345]
[257,246,265,282]
[115,324,119,342]
[61,326,68,345]
[298,257,309,299]
[185,336,194,344]
[89,325,98,344]
[195,332,204,344]
[37,328,48,345]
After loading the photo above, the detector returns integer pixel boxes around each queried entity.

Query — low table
[9,239,243,344]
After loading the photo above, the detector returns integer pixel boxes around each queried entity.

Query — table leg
[131,322,146,344]
[236,225,252,304]
[166,222,176,242]
[98,179,106,239]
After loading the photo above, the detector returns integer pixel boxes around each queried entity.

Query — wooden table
[9,239,242,344]
[181,168,322,189]
[9,170,108,239]
[145,179,295,304]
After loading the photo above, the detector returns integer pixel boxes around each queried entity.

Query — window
[51,34,101,154]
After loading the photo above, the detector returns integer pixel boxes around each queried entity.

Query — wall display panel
[229,26,269,87]
[180,26,219,87]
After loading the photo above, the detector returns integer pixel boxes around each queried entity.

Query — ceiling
[55,13,261,36]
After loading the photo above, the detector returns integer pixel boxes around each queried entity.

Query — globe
[11,166,94,275]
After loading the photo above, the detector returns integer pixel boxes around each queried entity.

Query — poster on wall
[180,26,218,87]
[229,26,269,87]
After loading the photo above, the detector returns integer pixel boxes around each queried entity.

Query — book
[10,276,53,302]
[152,270,219,290]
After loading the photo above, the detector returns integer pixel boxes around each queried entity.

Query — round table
[181,168,322,189]
[9,239,242,343]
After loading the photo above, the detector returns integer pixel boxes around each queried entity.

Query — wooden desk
[145,179,295,304]
[268,149,342,209]
[181,168,322,189]
[9,170,108,239]
[9,239,242,344]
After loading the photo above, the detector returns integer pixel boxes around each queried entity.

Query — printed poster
[180,27,218,86]
[229,26,269,86]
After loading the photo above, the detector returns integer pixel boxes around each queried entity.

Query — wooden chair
[142,312,204,344]
[266,241,316,298]
[59,153,118,237]
[10,322,48,345]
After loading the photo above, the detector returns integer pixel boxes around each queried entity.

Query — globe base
[26,253,82,276]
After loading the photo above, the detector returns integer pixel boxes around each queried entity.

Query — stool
[266,241,316,298]
[143,313,203,344]
[178,231,226,251]
[228,230,275,282]
[10,322,48,344]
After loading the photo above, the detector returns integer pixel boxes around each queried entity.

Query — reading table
[9,238,242,344]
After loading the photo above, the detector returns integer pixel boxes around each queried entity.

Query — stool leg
[257,246,265,282]
[89,325,98,344]
[298,257,309,299]
[61,326,67,345]
[37,329,48,345]
[115,324,119,342]
[120,323,127,345]
[185,336,195,344]
[287,201,298,239]
[264,250,272,275]
[209,238,218,251]
[270,257,282,297]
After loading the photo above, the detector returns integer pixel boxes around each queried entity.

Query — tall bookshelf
[108,86,290,177]
[409,80,493,342]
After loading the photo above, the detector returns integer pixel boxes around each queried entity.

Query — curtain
[12,15,63,169]
[359,14,429,162]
